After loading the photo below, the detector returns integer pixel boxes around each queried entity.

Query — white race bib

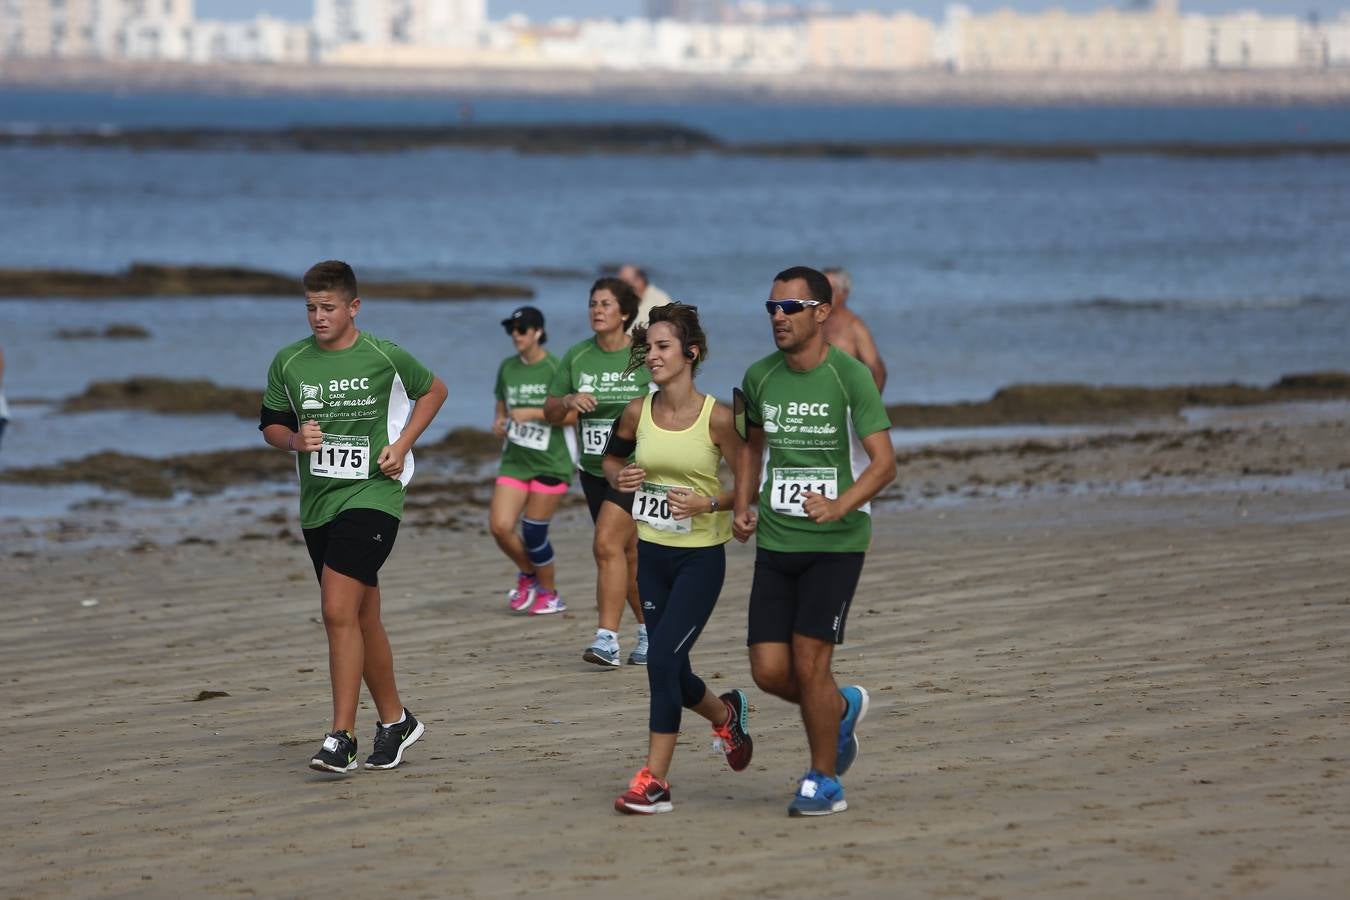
[580,418,613,456]
[309,433,370,480]
[633,483,692,534]
[770,467,837,517]
[506,417,552,452]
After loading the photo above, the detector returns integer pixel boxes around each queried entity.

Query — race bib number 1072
[507,418,552,452]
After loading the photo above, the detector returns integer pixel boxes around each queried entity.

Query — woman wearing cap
[544,278,652,666]
[490,306,576,615]
[603,302,752,814]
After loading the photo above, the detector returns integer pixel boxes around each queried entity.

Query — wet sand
[3,477,1348,897]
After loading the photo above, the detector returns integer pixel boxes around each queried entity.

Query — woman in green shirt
[490,306,577,616]
[544,278,652,666]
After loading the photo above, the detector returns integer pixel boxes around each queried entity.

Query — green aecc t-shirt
[495,352,575,483]
[263,332,435,529]
[546,337,651,478]
[740,346,891,553]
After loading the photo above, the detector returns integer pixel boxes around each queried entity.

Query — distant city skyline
[196,1,1349,23]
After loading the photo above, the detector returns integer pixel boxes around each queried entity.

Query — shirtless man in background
[821,267,886,393]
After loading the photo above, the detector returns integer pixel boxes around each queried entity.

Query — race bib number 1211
[769,466,837,517]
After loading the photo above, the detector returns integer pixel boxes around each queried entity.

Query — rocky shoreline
[7,373,1348,502]
[0,263,534,300]
[5,122,1350,160]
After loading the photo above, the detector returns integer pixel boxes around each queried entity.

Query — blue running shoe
[836,685,870,776]
[788,770,847,817]
[583,637,620,667]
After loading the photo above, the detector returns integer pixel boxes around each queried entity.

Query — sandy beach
[3,400,1349,899]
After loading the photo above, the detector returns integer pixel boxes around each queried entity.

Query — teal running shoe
[836,685,870,776]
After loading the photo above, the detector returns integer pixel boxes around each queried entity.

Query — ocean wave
[1067,294,1344,313]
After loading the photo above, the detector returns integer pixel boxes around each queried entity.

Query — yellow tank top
[633,392,731,547]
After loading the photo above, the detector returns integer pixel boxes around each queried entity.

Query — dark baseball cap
[501,306,545,330]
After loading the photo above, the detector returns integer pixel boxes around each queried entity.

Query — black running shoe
[309,730,358,774]
[364,708,425,770]
[712,689,754,772]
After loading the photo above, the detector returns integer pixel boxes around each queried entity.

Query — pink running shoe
[507,572,537,612]
[528,588,566,616]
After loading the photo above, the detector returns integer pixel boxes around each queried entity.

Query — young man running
[259,260,448,775]
[734,265,896,816]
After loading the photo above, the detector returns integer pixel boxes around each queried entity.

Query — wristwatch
[708,497,720,512]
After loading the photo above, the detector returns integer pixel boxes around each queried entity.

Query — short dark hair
[303,260,358,302]
[591,276,642,331]
[773,266,832,304]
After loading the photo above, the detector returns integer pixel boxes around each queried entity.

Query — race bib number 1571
[581,418,613,456]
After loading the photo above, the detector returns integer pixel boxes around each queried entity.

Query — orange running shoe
[614,767,673,815]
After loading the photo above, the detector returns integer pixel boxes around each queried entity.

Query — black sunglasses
[503,322,532,335]
[765,299,824,316]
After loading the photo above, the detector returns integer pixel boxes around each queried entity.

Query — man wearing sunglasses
[734,265,896,817]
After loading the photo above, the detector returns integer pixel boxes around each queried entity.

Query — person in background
[0,343,8,454]
[490,306,576,616]
[821,267,887,393]
[544,278,652,666]
[617,264,673,333]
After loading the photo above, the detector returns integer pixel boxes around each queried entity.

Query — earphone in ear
[684,347,696,361]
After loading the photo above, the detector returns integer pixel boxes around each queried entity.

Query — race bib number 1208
[633,483,692,534]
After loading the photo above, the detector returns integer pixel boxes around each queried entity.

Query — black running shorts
[747,547,866,645]
[302,507,400,587]
[578,469,634,523]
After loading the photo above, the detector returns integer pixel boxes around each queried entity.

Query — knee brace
[522,517,554,568]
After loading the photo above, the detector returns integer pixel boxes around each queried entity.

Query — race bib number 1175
[310,434,370,480]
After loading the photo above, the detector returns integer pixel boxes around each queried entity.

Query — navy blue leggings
[637,540,727,734]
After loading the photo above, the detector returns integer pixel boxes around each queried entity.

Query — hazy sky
[196,2,1345,23]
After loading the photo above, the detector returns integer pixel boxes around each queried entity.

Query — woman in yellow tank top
[602,303,754,815]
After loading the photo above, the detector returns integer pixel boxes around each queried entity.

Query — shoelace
[372,722,403,752]
[711,721,745,754]
[628,768,664,794]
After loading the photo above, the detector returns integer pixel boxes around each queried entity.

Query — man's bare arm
[853,319,887,393]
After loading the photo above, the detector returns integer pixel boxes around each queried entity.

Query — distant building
[0,0,193,59]
[645,0,729,24]
[313,0,485,59]
[185,16,311,65]
[1180,11,1302,70]
[952,0,1184,72]
[314,0,392,53]
[1325,14,1350,67]
[805,11,934,71]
